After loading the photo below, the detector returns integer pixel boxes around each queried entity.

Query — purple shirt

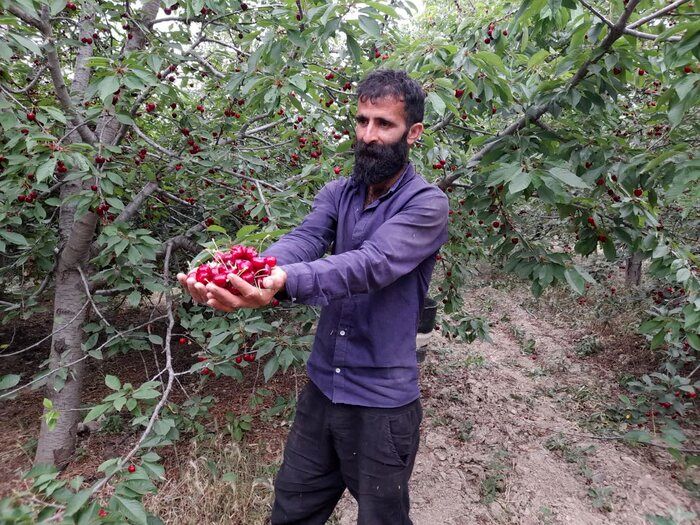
[262,163,449,407]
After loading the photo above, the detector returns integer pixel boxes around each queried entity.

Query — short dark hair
[356,69,425,127]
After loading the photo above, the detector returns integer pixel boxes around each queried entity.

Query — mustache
[353,140,384,157]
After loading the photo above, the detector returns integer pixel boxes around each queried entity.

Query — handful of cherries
[187,244,277,295]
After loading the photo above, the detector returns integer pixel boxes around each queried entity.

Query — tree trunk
[34,0,161,466]
[625,252,643,287]
[35,185,98,465]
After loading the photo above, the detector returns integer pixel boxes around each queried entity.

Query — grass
[145,434,279,524]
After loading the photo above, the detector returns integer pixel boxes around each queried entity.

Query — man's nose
[363,121,380,143]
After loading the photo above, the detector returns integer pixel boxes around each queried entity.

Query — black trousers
[271,381,422,525]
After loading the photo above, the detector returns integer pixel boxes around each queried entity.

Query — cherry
[455,89,464,99]
[633,188,643,197]
[502,29,508,36]
[98,509,108,518]
[91,184,98,191]
[146,102,156,113]
[27,112,36,122]
[484,37,491,44]
[684,65,692,74]
[585,161,592,169]
[243,353,255,362]
[179,337,187,344]
[587,217,596,227]
[333,166,341,175]
[613,66,622,75]
[235,355,243,364]
[638,68,646,76]
[127,465,136,473]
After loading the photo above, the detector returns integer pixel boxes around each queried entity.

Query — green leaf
[263,355,280,381]
[358,15,380,37]
[288,74,306,92]
[105,375,121,391]
[36,157,57,183]
[527,49,549,69]
[427,92,446,116]
[9,32,41,55]
[39,105,67,124]
[84,403,110,423]
[64,489,91,517]
[548,167,589,189]
[132,388,160,400]
[148,334,163,345]
[0,374,20,390]
[98,76,121,102]
[127,290,141,307]
[564,267,585,294]
[0,230,29,246]
[112,495,148,525]
[509,171,532,194]
[676,268,691,282]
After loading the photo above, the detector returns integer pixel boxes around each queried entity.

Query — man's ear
[406,122,424,145]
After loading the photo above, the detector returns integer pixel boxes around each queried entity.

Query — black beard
[351,132,409,186]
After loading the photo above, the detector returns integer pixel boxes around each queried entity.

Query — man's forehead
[356,95,406,116]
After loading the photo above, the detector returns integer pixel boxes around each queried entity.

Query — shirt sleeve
[280,187,449,306]
[260,178,344,266]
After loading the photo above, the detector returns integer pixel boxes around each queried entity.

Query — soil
[1,274,698,524]
[333,275,699,524]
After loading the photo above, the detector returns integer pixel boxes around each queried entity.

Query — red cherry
[196,104,205,112]
[633,188,643,197]
[333,166,341,175]
[587,217,596,227]
[127,465,136,473]
[484,37,491,44]
[613,66,622,75]
[98,508,108,518]
[235,355,243,363]
[243,353,255,362]
[146,102,156,113]
[27,112,36,122]
[91,184,98,191]
[502,29,508,36]
[179,337,187,344]
[638,68,646,76]
[455,89,464,99]
[684,65,692,74]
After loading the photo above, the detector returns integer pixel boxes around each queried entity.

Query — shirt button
[339,330,346,336]
[335,368,341,374]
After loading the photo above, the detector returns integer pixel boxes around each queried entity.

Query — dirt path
[334,282,698,524]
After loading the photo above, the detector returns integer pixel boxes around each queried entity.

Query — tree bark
[625,252,643,287]
[34,0,161,466]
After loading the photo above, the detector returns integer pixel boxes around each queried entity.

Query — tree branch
[440,0,645,190]
[627,0,690,29]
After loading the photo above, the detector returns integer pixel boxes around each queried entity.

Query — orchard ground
[1,266,697,524]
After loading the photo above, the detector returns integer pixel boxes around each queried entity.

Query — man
[177,69,449,524]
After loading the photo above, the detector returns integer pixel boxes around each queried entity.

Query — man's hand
[177,266,287,313]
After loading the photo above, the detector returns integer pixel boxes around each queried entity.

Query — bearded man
[178,69,449,524]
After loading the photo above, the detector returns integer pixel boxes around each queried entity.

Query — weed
[574,335,603,357]
[480,449,511,504]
